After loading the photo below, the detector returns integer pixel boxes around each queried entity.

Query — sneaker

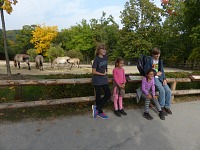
[159,111,165,120]
[143,112,153,120]
[97,113,108,119]
[119,109,127,116]
[92,105,98,118]
[114,110,121,117]
[165,108,172,115]
[161,107,168,116]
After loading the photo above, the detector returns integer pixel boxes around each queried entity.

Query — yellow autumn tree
[31,25,58,56]
[0,0,17,14]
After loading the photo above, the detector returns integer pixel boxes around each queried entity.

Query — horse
[35,55,44,71]
[67,58,80,68]
[91,60,94,66]
[14,54,31,70]
[51,56,70,69]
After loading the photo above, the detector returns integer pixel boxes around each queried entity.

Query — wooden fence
[0,76,200,110]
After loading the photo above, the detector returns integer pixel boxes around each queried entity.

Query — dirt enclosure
[0,60,191,80]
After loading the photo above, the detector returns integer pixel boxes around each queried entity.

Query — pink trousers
[113,87,123,110]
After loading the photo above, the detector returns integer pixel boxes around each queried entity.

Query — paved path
[0,101,200,150]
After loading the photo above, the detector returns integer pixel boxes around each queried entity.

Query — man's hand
[157,71,162,76]
[163,79,167,85]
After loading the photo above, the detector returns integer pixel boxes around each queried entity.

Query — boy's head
[151,47,160,60]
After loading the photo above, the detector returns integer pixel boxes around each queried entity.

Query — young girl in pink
[112,57,127,117]
[142,69,165,120]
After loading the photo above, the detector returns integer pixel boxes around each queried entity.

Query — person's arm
[92,58,106,76]
[123,69,126,84]
[144,57,153,75]
[92,68,106,76]
[113,69,120,86]
[141,78,149,96]
[159,59,167,85]
[160,59,166,79]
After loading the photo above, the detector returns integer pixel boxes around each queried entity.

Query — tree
[26,48,37,61]
[90,12,120,60]
[0,0,17,76]
[65,50,83,61]
[30,24,58,56]
[46,45,65,62]
[15,25,36,54]
[119,0,163,60]
[184,0,200,62]
[160,0,186,63]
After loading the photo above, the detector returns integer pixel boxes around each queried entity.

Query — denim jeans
[154,78,172,108]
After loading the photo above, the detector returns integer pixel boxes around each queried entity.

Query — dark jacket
[144,56,166,82]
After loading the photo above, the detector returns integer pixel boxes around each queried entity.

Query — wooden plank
[1,89,200,110]
[0,78,192,86]
[172,89,200,95]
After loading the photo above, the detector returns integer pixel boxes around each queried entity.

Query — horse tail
[39,60,43,66]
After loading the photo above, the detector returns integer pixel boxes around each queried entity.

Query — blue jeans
[155,78,172,108]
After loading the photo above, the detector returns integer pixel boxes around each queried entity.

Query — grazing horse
[51,56,70,68]
[67,58,80,68]
[35,55,44,71]
[14,54,31,70]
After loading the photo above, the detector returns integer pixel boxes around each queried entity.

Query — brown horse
[35,55,44,71]
[14,54,31,70]
[67,58,80,68]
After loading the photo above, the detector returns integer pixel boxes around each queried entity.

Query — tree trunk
[0,7,11,76]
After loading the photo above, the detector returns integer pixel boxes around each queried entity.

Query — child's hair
[152,47,161,55]
[95,43,106,56]
[145,68,154,76]
[115,57,124,67]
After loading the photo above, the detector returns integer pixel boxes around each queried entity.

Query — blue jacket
[144,57,166,82]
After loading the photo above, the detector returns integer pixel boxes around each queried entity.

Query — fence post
[170,81,177,103]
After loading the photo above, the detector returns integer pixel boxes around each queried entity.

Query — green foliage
[2,0,200,66]
[65,50,83,60]
[118,0,163,60]
[46,46,65,62]
[165,72,189,78]
[26,48,37,61]
[15,25,36,54]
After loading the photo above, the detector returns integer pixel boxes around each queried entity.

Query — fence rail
[0,76,200,110]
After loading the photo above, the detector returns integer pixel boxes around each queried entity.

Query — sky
[4,0,161,31]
